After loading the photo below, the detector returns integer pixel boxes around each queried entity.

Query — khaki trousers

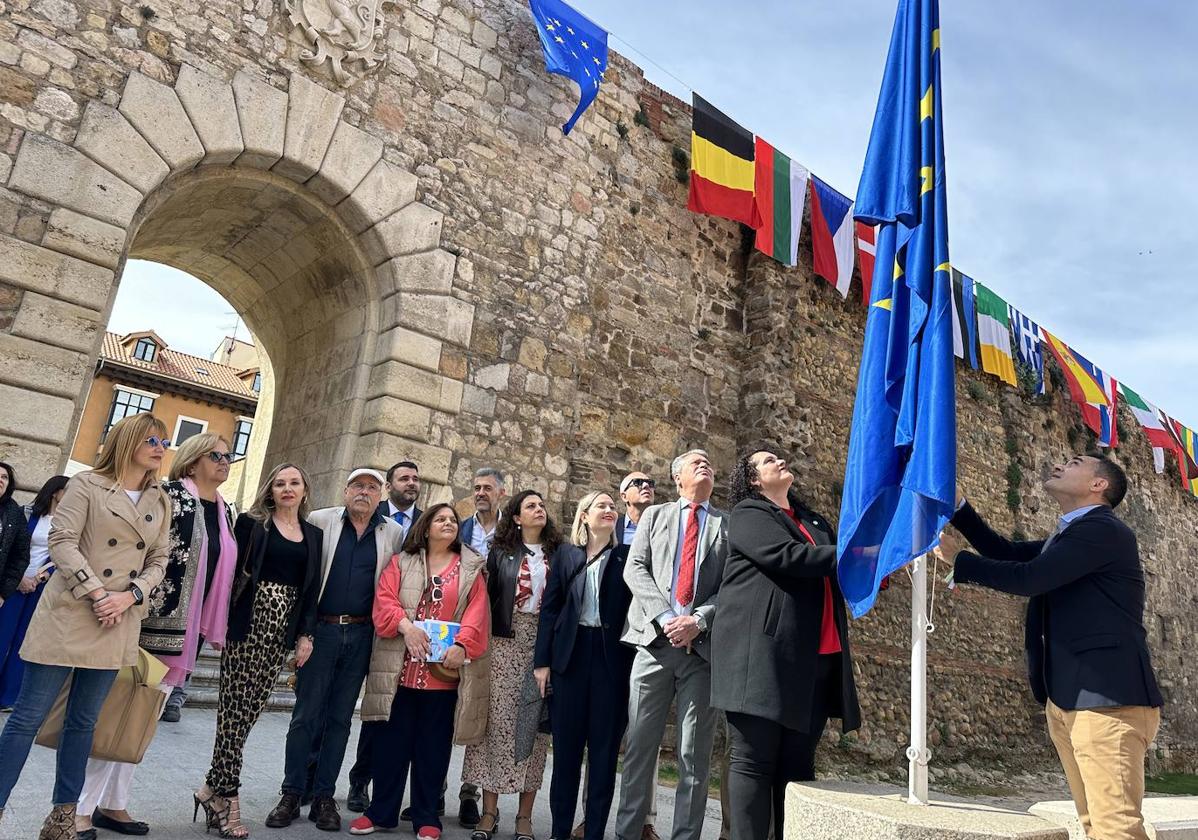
[1045,700,1160,840]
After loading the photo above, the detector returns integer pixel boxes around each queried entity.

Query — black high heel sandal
[470,809,499,840]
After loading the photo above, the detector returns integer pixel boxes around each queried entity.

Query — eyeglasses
[144,436,171,449]
[207,451,235,464]
[426,575,444,605]
[628,478,656,490]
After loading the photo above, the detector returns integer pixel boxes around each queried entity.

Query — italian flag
[973,282,1018,386]
[753,137,809,267]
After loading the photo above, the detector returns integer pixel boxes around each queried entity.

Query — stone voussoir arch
[4,63,472,497]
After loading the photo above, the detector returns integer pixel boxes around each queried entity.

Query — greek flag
[1008,305,1045,394]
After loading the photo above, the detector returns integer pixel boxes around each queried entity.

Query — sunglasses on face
[144,436,171,449]
[207,451,235,464]
[629,478,655,490]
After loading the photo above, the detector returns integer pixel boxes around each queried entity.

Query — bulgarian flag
[752,137,809,266]
[1120,384,1175,473]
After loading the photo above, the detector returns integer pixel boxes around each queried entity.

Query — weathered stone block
[385,291,474,348]
[42,208,125,270]
[360,395,433,438]
[0,381,76,444]
[274,74,345,182]
[9,134,143,228]
[0,234,112,310]
[368,359,463,414]
[473,362,509,391]
[73,101,170,194]
[10,291,103,353]
[231,70,287,169]
[119,71,205,170]
[0,436,62,492]
[461,383,496,417]
[337,158,419,235]
[353,432,452,484]
[175,64,244,165]
[0,333,89,398]
[307,120,384,205]
[359,203,444,266]
[377,248,456,296]
[373,325,442,373]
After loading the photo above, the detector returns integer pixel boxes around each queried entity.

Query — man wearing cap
[266,468,404,832]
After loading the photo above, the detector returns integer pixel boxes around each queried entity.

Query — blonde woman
[533,491,635,840]
[0,413,171,840]
[77,433,241,837]
[195,463,322,838]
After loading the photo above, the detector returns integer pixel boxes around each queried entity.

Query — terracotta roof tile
[102,332,259,400]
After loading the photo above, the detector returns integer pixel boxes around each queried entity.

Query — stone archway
[0,65,473,503]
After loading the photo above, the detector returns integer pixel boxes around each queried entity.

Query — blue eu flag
[837,0,956,618]
[528,0,608,134]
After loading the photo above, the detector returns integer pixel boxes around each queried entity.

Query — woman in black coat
[0,462,31,608]
[710,446,861,840]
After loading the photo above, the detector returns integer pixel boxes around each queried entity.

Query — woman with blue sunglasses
[0,412,172,840]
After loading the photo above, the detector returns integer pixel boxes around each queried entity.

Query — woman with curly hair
[462,490,565,840]
[711,445,860,840]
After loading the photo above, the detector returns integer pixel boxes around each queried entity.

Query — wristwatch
[130,584,144,605]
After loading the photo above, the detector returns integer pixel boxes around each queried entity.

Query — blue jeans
[281,622,373,797]
[0,662,118,808]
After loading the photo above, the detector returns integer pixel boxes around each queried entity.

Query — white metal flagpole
[907,552,930,805]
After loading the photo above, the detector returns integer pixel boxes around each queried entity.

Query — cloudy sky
[114,1,1197,425]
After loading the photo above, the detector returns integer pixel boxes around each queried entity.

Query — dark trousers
[724,654,838,840]
[365,686,458,831]
[549,628,630,840]
[349,720,383,786]
[280,621,373,797]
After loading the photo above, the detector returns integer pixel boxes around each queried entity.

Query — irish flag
[753,137,809,266]
[974,281,1018,386]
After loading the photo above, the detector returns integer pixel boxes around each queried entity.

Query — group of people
[0,408,1167,840]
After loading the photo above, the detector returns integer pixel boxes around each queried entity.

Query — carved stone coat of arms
[284,0,391,86]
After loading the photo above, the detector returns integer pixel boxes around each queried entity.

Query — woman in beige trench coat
[0,413,171,840]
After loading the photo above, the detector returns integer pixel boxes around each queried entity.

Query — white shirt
[517,543,548,614]
[468,514,497,558]
[25,514,52,577]
[125,489,143,505]
[387,501,417,541]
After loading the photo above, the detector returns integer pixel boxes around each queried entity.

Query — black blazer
[710,495,861,734]
[534,543,635,678]
[952,502,1163,711]
[226,513,323,649]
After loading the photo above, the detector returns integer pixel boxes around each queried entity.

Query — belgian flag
[687,94,760,227]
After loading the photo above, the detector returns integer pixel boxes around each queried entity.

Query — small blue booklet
[417,620,462,662]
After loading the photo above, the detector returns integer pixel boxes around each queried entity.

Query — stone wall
[1,0,1196,779]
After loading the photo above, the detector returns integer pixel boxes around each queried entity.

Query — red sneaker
[349,815,378,834]
[415,828,441,839]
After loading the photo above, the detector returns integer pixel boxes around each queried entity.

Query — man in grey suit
[617,449,728,840]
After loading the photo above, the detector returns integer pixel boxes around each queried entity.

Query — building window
[172,415,208,448]
[133,338,157,362]
[252,372,261,393]
[105,388,156,435]
[233,418,252,459]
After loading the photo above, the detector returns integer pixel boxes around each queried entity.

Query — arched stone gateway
[0,65,472,503]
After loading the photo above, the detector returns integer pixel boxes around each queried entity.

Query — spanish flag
[687,94,760,227]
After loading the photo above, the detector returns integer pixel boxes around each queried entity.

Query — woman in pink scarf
[75,433,240,838]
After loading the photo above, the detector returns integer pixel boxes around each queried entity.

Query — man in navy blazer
[943,453,1162,840]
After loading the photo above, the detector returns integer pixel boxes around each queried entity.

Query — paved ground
[0,709,723,839]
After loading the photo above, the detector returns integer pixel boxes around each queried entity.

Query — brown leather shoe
[570,821,585,839]
[310,796,341,832]
[265,793,301,828]
[641,826,661,840]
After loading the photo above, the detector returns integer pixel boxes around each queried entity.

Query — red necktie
[677,504,700,607]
